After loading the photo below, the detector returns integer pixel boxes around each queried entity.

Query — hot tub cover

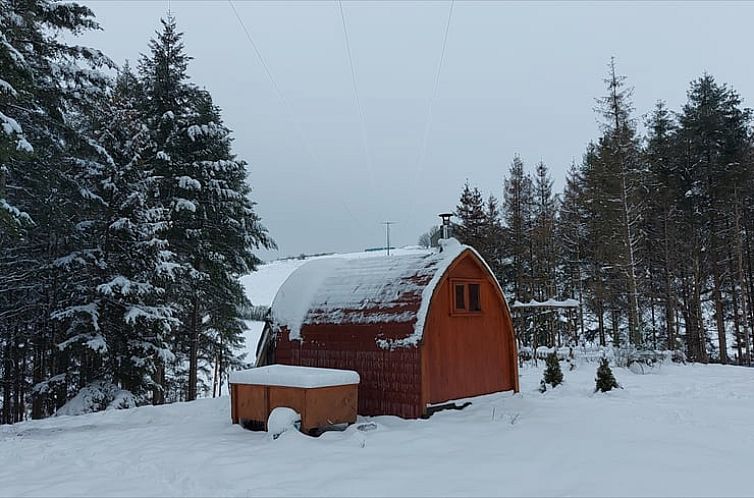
[229,364,360,388]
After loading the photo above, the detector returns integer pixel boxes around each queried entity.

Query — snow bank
[3,364,753,497]
[267,407,301,438]
[229,365,359,388]
[56,381,137,416]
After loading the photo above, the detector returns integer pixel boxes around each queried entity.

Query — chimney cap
[438,213,453,223]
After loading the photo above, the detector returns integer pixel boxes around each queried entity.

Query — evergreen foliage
[594,358,620,393]
[540,352,564,392]
[440,58,753,368]
[1,9,273,422]
[454,181,504,278]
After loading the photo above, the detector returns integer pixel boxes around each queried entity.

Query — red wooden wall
[421,252,519,407]
[274,323,424,419]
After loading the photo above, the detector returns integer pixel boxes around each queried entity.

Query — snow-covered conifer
[594,358,620,393]
[540,352,563,392]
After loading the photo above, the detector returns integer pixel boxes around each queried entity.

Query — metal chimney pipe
[439,213,453,239]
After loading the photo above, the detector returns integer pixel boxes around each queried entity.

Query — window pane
[469,284,481,311]
[455,284,466,310]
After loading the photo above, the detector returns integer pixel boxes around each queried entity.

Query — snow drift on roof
[270,238,468,347]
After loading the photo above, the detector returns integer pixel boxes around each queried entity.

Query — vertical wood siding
[275,324,423,419]
[422,253,519,405]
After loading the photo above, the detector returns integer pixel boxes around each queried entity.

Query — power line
[412,0,454,187]
[228,0,290,115]
[337,0,376,189]
[227,0,361,227]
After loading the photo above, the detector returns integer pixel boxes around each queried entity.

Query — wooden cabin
[256,238,519,419]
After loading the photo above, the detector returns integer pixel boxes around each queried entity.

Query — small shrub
[540,352,563,392]
[595,358,620,393]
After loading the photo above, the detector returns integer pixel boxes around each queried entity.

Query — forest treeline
[1,4,273,423]
[444,59,753,367]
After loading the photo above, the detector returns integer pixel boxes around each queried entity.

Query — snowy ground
[2,362,753,497]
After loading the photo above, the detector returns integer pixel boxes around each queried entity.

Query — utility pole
[382,221,397,255]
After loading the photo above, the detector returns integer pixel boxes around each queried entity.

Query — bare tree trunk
[734,192,752,366]
[662,215,676,350]
[187,297,200,401]
[152,359,165,405]
[712,268,728,363]
[620,171,642,346]
[212,356,219,398]
[31,333,44,419]
[2,333,12,424]
[650,296,657,350]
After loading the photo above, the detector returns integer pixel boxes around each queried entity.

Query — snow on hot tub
[229,364,359,389]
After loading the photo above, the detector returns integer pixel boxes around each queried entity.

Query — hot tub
[229,364,360,433]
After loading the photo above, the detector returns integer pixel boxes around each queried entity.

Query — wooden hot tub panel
[231,383,358,433]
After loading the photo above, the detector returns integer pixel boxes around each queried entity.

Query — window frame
[450,279,484,315]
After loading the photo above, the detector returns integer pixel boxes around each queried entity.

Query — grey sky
[78,1,754,260]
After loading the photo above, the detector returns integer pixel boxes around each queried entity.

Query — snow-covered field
[2,362,753,497]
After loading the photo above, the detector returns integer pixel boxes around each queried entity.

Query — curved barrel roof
[270,238,473,347]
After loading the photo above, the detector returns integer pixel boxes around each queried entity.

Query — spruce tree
[138,17,274,401]
[455,181,487,249]
[540,352,563,392]
[643,101,680,351]
[595,58,644,347]
[557,161,588,341]
[595,358,620,392]
[502,155,534,303]
[675,74,752,363]
[531,161,558,346]
[52,65,179,406]
[483,194,505,281]
[0,0,111,422]
[138,16,204,401]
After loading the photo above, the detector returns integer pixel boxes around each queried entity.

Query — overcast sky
[77,0,754,260]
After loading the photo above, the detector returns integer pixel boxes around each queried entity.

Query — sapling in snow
[595,358,621,392]
[540,352,563,392]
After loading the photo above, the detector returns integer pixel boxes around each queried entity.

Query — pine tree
[540,352,563,392]
[643,101,680,351]
[0,0,111,422]
[455,181,487,250]
[594,358,620,392]
[531,161,557,300]
[482,194,504,281]
[676,74,752,363]
[502,155,534,303]
[587,58,645,347]
[179,89,274,398]
[50,65,179,409]
[138,17,274,401]
[557,161,588,341]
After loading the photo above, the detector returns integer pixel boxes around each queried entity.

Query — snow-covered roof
[239,247,432,359]
[510,298,581,309]
[270,238,471,347]
[229,365,359,388]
